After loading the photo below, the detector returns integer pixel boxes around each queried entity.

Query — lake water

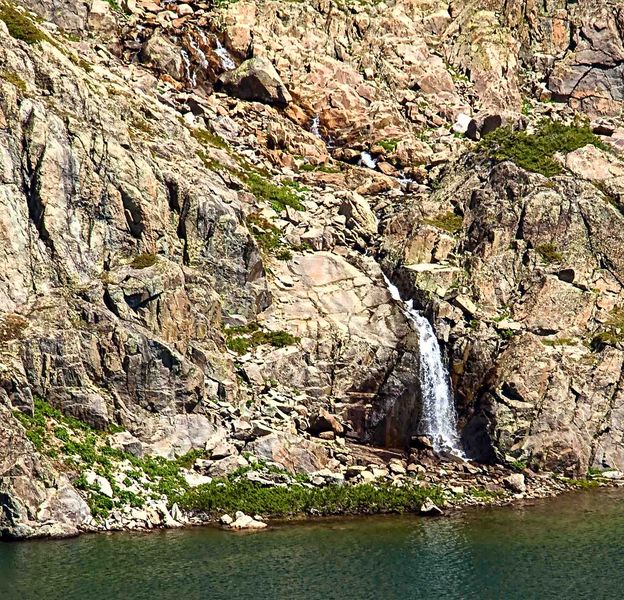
[1,488,623,599]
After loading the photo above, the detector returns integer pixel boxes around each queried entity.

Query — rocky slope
[2,0,624,538]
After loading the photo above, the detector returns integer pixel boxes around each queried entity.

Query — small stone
[220,514,233,526]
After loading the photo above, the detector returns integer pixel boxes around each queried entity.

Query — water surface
[1,488,623,599]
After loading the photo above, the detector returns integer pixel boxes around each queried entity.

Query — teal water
[1,488,623,600]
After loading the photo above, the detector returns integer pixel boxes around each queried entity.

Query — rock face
[2,0,624,537]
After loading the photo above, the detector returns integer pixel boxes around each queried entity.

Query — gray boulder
[218,57,292,107]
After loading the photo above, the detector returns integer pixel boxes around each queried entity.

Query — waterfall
[180,49,196,87]
[215,39,236,71]
[359,151,377,169]
[310,115,322,138]
[384,277,464,456]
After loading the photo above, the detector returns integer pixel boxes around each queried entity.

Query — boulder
[109,432,144,458]
[419,498,443,516]
[218,57,292,106]
[503,473,526,494]
[228,511,267,530]
[309,408,344,436]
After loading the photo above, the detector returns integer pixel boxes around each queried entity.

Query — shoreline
[5,478,621,544]
[11,465,621,543]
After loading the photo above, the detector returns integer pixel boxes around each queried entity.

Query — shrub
[591,306,624,350]
[224,322,299,354]
[479,121,608,177]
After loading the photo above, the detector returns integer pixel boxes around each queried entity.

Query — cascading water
[310,115,322,138]
[359,151,377,169]
[384,277,464,456]
[215,39,236,71]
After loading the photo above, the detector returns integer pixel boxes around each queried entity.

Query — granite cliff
[2,0,624,538]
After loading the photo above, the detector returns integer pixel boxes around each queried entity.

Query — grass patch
[176,479,444,518]
[191,128,229,150]
[0,2,47,44]
[479,121,608,177]
[12,397,204,520]
[299,163,341,174]
[542,338,575,347]
[566,478,600,489]
[536,242,563,264]
[423,211,463,234]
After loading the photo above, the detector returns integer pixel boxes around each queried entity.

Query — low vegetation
[176,479,445,518]
[479,121,608,177]
[0,2,48,44]
[377,138,400,153]
[535,242,563,264]
[245,173,304,212]
[130,253,157,269]
[12,397,206,520]
[1,69,26,92]
[223,321,299,354]
[591,306,624,350]
[424,211,463,234]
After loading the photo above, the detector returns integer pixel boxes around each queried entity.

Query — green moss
[0,2,48,44]
[479,121,608,177]
[131,253,157,269]
[536,242,563,264]
[424,212,463,234]
[1,69,26,92]
[176,479,444,518]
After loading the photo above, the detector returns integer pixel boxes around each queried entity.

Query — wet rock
[419,498,443,516]
[229,511,267,530]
